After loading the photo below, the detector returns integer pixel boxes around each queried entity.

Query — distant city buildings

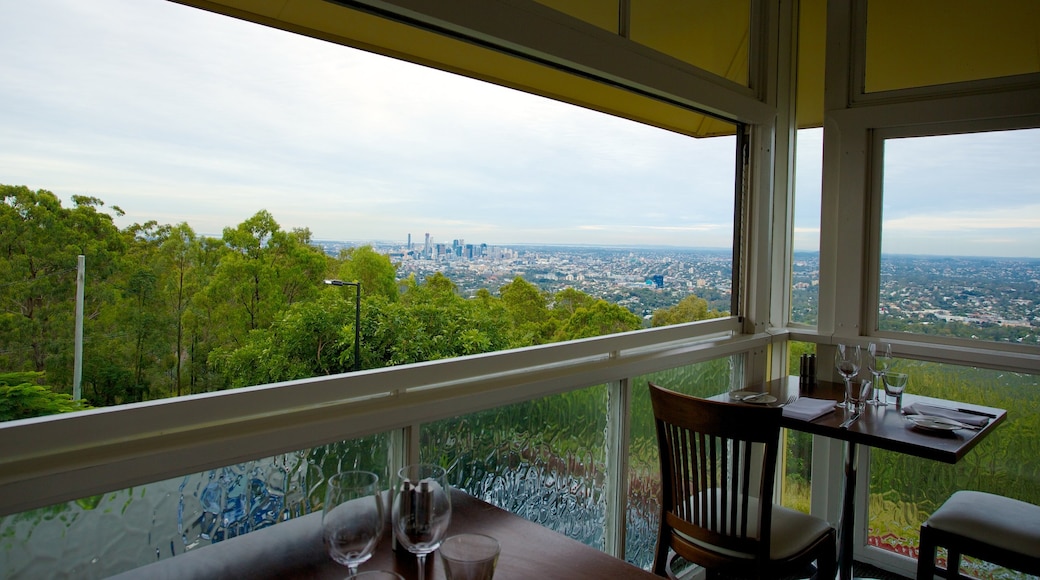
[316,236,1039,342]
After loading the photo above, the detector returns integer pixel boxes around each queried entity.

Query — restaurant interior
[1,0,1038,578]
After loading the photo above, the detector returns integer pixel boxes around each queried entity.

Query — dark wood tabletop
[114,487,659,579]
[713,376,1007,464]
[353,489,658,579]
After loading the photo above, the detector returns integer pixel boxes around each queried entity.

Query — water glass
[353,572,405,580]
[883,372,908,407]
[440,533,500,580]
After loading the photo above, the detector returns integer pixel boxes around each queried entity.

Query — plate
[729,391,778,404]
[904,414,963,432]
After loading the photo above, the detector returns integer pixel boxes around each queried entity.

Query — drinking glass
[322,470,385,577]
[440,533,500,580]
[392,464,452,580]
[834,344,861,410]
[883,372,909,408]
[866,342,892,406]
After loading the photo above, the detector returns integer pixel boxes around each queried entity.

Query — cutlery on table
[742,392,770,402]
[839,412,861,429]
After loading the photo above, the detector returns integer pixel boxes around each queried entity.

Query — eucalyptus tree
[0,186,125,389]
[206,210,327,349]
[650,293,727,327]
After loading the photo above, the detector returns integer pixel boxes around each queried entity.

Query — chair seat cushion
[925,491,1040,557]
[677,494,833,561]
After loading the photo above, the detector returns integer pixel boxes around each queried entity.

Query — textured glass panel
[0,433,389,578]
[783,341,817,513]
[865,0,1040,92]
[423,385,609,550]
[625,357,735,570]
[868,362,1039,578]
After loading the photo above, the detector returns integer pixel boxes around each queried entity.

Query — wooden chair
[917,490,1040,580]
[648,382,836,580]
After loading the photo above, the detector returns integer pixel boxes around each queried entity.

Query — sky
[1,0,1037,257]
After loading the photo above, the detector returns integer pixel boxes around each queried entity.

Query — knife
[839,412,861,429]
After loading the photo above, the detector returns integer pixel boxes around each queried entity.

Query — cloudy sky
[1,0,1037,256]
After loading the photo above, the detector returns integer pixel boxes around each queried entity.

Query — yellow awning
[171,0,1038,138]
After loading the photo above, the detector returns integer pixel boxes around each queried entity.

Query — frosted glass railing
[0,435,389,578]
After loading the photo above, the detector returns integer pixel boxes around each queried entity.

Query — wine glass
[322,470,385,577]
[834,344,861,410]
[866,342,892,406]
[392,464,452,580]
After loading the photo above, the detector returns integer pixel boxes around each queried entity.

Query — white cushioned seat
[917,490,1040,580]
[676,494,835,561]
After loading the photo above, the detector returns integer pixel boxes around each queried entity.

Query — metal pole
[353,282,361,372]
[73,255,85,400]
[324,279,362,372]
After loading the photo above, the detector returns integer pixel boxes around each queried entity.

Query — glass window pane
[878,128,1040,346]
[792,128,822,325]
[423,385,609,549]
[865,0,1040,92]
[868,361,1039,577]
[0,1,740,418]
[0,434,390,578]
[625,358,737,570]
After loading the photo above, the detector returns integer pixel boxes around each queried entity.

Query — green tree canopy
[650,294,727,327]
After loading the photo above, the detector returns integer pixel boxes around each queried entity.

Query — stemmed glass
[392,464,452,580]
[867,342,892,406]
[834,344,862,410]
[322,470,385,577]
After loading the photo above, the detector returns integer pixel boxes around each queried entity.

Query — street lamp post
[323,279,361,372]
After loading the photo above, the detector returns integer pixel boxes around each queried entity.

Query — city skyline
[2,0,1038,256]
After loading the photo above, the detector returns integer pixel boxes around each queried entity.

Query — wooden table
[715,377,1007,580]
[114,488,658,579]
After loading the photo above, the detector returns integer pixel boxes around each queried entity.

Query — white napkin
[902,403,990,427]
[782,397,837,421]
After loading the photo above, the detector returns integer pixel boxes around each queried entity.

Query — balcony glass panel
[878,128,1040,347]
[783,341,817,513]
[867,361,1039,577]
[0,433,390,578]
[624,357,736,569]
[865,0,1040,92]
[423,384,610,550]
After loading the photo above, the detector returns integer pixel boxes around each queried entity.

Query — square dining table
[714,376,1007,580]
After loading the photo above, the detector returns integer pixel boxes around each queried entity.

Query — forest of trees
[0,185,725,419]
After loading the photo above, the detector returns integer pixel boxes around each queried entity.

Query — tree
[0,186,125,384]
[205,211,327,348]
[0,372,89,421]
[553,299,642,341]
[210,292,359,388]
[337,245,400,302]
[499,277,555,346]
[650,294,727,327]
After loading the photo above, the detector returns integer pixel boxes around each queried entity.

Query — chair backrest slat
[649,382,782,559]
